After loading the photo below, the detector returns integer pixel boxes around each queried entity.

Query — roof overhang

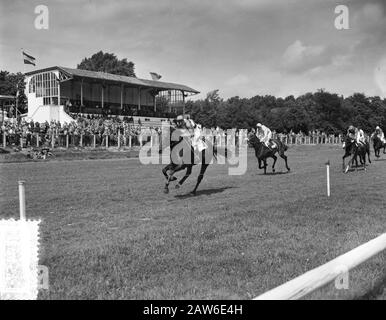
[25,66,200,95]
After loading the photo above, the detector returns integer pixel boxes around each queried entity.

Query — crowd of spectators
[1,114,343,149]
[0,115,163,148]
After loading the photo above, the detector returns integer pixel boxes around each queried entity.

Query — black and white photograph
[0,0,386,307]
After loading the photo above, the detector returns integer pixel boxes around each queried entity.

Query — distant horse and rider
[371,126,386,158]
[248,123,290,174]
[342,125,371,173]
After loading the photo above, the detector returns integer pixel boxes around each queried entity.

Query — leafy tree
[0,71,27,114]
[77,51,136,77]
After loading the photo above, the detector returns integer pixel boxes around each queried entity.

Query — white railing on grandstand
[254,233,386,300]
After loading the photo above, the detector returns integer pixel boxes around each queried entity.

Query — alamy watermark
[139,125,249,175]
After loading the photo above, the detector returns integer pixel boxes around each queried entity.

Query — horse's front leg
[162,164,172,180]
[164,164,184,193]
[263,159,267,174]
[176,165,192,189]
[342,153,349,172]
[164,169,175,193]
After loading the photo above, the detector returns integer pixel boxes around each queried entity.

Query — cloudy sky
[1,0,386,99]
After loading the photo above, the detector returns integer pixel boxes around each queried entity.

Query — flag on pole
[23,51,36,66]
[150,72,162,81]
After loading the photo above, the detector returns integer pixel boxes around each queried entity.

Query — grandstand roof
[25,66,199,94]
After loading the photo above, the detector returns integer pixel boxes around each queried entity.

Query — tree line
[185,90,386,134]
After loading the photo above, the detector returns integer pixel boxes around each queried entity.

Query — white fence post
[18,180,26,220]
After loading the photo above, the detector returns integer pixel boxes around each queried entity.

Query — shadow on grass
[174,186,235,198]
[257,171,291,176]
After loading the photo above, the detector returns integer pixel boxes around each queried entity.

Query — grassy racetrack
[0,145,385,299]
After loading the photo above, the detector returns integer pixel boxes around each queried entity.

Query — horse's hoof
[164,188,169,194]
[175,184,180,189]
[190,191,196,196]
[170,176,177,181]
[344,166,350,173]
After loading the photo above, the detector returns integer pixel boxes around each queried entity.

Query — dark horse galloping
[372,134,386,158]
[162,128,223,195]
[342,135,371,173]
[248,133,290,174]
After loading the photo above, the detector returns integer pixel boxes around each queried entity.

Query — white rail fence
[254,233,386,300]
[1,132,343,149]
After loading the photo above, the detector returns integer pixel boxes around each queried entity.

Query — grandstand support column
[80,78,84,106]
[138,87,141,111]
[120,84,123,110]
[154,94,156,112]
[101,84,104,109]
[58,81,61,107]
[182,90,185,115]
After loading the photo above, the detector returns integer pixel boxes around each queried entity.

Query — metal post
[36,133,39,147]
[106,135,108,148]
[51,134,55,149]
[93,135,96,148]
[80,134,83,147]
[118,131,121,148]
[66,134,69,149]
[129,135,132,148]
[18,180,26,220]
[3,132,6,147]
[326,160,330,197]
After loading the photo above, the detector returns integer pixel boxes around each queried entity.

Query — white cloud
[281,40,327,73]
[225,74,250,86]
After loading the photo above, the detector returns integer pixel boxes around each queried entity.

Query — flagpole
[21,48,26,75]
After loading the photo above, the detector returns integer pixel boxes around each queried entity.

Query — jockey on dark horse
[162,115,212,194]
[249,123,290,174]
[342,125,371,172]
[370,126,386,158]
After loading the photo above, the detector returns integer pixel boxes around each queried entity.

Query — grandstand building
[24,66,199,124]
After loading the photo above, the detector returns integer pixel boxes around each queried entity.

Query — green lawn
[0,145,385,299]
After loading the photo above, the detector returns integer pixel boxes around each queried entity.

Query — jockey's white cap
[176,115,184,121]
[376,126,380,130]
[256,123,262,127]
